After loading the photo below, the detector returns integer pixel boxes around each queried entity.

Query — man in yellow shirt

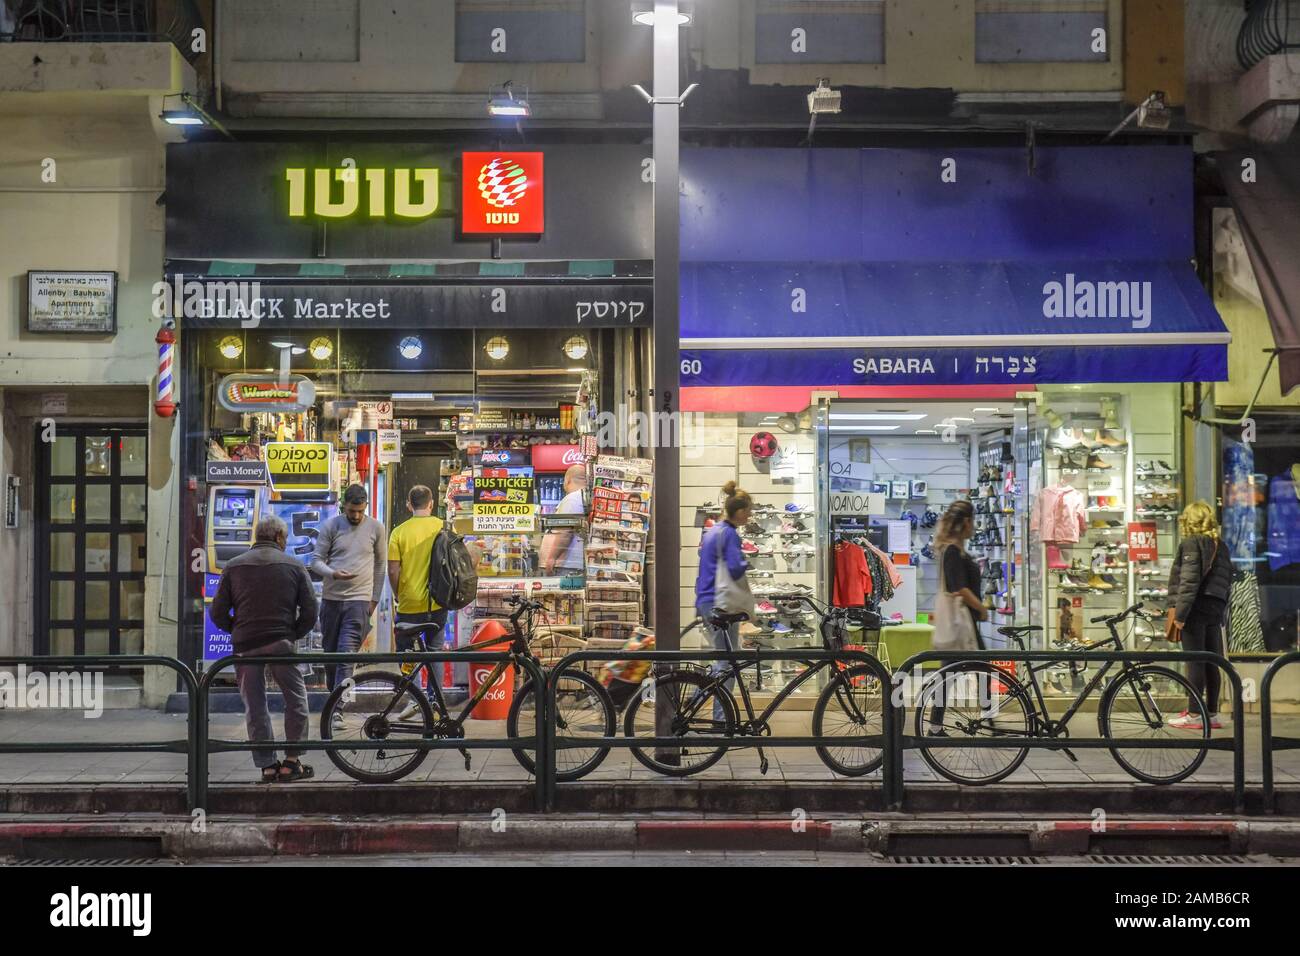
[387,485,446,703]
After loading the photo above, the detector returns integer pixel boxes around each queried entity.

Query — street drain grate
[1089,854,1247,865]
[3,857,183,867]
[890,855,1043,865]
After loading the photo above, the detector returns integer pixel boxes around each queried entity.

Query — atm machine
[206,485,261,571]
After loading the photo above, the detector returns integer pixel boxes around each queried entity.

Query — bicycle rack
[893,648,1246,813]
[540,648,897,812]
[197,650,548,811]
[1259,651,1300,813]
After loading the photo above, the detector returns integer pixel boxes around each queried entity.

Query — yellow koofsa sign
[265,442,332,492]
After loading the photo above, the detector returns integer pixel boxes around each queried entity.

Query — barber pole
[154,322,177,418]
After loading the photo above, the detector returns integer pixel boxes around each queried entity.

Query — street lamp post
[650,0,682,651]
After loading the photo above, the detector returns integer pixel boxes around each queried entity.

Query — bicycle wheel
[813,666,885,776]
[624,669,737,776]
[1098,665,1209,784]
[507,669,616,781]
[320,670,434,783]
[914,661,1033,786]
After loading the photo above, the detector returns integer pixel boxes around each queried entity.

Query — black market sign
[172,280,652,330]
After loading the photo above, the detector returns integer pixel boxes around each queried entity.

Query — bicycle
[624,595,888,777]
[914,603,1211,786]
[320,595,616,783]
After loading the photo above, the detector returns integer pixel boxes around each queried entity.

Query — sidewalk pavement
[1,707,1299,788]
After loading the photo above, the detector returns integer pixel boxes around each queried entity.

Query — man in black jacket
[209,514,318,781]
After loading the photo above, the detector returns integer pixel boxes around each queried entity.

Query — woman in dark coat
[1166,501,1233,730]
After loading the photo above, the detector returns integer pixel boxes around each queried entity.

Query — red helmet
[749,431,779,459]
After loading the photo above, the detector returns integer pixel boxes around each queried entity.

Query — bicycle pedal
[461,749,472,771]
[1062,748,1079,763]
[759,758,770,775]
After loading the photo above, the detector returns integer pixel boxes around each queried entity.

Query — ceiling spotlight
[631,2,692,26]
[1103,91,1171,142]
[398,336,423,360]
[807,77,842,115]
[158,93,232,137]
[562,335,589,361]
[488,81,530,118]
[484,335,510,361]
[217,335,243,360]
[271,340,306,356]
[309,336,334,361]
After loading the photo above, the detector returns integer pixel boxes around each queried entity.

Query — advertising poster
[473,471,536,532]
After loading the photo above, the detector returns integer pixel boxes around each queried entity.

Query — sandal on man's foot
[277,759,315,782]
[258,761,281,784]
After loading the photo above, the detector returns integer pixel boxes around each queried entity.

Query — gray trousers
[235,639,309,769]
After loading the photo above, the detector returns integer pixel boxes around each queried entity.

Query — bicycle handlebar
[1090,602,1144,625]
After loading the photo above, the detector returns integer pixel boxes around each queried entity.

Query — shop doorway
[34,425,148,662]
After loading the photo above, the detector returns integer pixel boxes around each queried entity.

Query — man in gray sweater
[311,483,387,696]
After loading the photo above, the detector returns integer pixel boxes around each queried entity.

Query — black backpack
[427,528,478,611]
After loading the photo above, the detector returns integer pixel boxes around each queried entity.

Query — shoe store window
[1032,385,1184,678]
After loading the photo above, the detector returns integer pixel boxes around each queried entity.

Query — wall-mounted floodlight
[631,1,692,26]
[487,81,530,118]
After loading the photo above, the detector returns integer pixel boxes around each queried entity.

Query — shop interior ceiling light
[562,335,589,360]
[830,412,927,421]
[398,336,423,360]
[270,340,306,355]
[484,335,510,361]
[217,335,243,360]
[631,2,693,26]
[308,336,333,361]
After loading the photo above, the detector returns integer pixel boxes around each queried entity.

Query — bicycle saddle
[711,611,750,626]
[996,624,1042,638]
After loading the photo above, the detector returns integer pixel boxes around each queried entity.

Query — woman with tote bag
[933,500,987,651]
[694,482,754,719]
[926,500,988,734]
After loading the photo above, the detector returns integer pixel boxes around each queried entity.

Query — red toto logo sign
[531,444,582,471]
[461,152,544,234]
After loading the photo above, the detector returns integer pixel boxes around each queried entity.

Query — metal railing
[1,0,203,56]
[539,648,898,812]
[195,650,548,811]
[0,646,1276,815]
[1259,651,1300,812]
[0,655,200,809]
[892,649,1246,812]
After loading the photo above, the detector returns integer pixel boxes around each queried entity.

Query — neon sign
[285,167,440,220]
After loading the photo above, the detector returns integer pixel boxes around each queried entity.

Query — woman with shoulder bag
[694,481,755,720]
[1166,500,1233,730]
[927,500,989,734]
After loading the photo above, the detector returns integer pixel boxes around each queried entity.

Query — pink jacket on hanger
[1030,483,1087,544]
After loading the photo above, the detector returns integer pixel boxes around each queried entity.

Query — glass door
[36,425,148,661]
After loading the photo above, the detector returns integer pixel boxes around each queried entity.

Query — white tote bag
[713,527,755,619]
[931,549,978,652]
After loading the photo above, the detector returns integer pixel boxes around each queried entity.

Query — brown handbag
[1166,538,1219,642]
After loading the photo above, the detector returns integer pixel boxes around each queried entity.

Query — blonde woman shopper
[1167,501,1233,730]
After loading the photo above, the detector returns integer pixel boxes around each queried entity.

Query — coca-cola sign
[531,444,583,472]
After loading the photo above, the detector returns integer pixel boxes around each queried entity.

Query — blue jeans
[696,599,737,723]
[396,611,448,700]
[320,599,370,691]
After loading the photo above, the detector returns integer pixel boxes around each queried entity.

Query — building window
[754,1,885,65]
[455,0,586,63]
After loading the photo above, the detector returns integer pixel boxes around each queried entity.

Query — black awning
[1220,145,1300,396]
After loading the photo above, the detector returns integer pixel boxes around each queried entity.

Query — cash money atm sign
[265,442,332,492]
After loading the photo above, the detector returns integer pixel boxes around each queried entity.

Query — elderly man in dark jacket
[209,514,318,782]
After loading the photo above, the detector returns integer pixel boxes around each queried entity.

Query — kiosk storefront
[676,146,1230,698]
[165,142,654,689]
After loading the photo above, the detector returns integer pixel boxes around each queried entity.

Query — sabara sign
[461,152,544,234]
[265,442,332,493]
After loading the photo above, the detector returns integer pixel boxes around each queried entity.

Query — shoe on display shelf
[755,601,778,614]
[770,621,793,634]
[783,503,812,514]
[1094,430,1128,449]
[1086,454,1113,470]
[743,522,770,537]
[1087,573,1114,590]
[779,519,808,533]
[740,540,766,555]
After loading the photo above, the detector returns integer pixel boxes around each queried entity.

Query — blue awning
[679,259,1229,387]
[678,146,1230,388]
